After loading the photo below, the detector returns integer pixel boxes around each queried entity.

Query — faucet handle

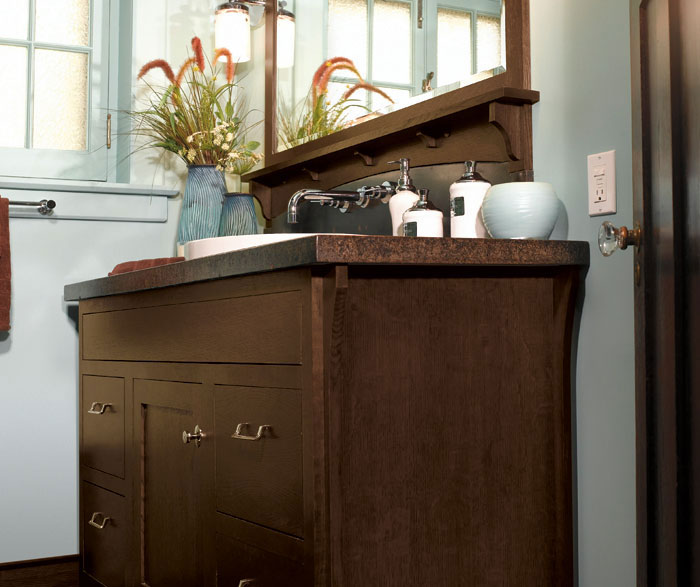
[358,181,396,204]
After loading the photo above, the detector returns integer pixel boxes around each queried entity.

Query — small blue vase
[177,165,226,245]
[218,193,259,237]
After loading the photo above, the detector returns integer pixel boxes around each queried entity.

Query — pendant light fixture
[214,1,295,68]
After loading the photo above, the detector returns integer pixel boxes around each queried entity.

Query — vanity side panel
[326,266,573,587]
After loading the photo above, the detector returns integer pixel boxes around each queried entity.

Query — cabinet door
[133,379,213,587]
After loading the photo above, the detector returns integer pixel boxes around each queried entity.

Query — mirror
[275,0,505,153]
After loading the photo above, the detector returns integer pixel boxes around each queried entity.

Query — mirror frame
[246,0,537,219]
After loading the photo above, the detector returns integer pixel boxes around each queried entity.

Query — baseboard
[0,554,79,587]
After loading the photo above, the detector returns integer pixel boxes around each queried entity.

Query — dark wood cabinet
[74,252,585,586]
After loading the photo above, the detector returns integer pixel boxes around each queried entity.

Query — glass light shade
[215,4,251,63]
[276,13,295,69]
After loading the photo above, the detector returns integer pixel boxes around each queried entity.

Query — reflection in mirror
[276,0,505,152]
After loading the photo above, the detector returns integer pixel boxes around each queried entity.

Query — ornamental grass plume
[130,36,262,175]
[277,57,395,151]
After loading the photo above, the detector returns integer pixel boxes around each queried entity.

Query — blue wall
[531,0,636,584]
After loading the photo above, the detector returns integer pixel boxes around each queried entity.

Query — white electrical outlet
[588,150,616,216]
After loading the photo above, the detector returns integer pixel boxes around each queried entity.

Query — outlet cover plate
[588,150,616,216]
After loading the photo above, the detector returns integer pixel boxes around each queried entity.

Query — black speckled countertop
[64,235,590,301]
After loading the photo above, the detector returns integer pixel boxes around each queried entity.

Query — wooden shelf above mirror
[244,86,539,219]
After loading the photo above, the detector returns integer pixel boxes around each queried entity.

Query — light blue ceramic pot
[480,182,561,240]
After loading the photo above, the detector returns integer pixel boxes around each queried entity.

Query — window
[324,0,503,112]
[0,0,111,181]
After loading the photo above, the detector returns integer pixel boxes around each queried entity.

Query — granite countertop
[64,235,590,301]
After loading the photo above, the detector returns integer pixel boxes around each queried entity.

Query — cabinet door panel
[216,532,307,587]
[134,379,212,587]
[216,386,303,537]
[82,482,127,587]
[82,375,125,478]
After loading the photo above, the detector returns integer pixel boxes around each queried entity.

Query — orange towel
[0,197,10,331]
[108,257,185,276]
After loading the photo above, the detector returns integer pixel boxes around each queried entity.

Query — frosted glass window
[35,0,90,46]
[371,86,410,111]
[33,49,88,150]
[327,81,368,120]
[372,0,411,84]
[437,8,471,87]
[476,14,502,73]
[0,0,29,39]
[0,45,28,147]
[328,0,367,78]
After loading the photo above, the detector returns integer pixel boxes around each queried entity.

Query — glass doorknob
[598,221,642,256]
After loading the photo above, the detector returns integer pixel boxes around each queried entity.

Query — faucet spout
[287,183,396,224]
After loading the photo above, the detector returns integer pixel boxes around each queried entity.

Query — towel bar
[8,199,56,215]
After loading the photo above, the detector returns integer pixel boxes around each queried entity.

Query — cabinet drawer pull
[231,423,271,442]
[238,580,257,587]
[87,402,113,415]
[88,511,111,530]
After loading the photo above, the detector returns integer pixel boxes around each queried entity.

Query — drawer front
[216,386,303,537]
[82,376,125,478]
[82,290,302,364]
[83,482,127,587]
[216,533,307,587]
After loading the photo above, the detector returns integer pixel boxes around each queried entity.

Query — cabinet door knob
[182,425,205,448]
[88,511,111,530]
[231,423,271,442]
[598,221,642,256]
[87,402,112,415]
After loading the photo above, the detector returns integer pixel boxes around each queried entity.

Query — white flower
[213,137,222,146]
[187,149,196,162]
[228,151,240,159]
[215,164,223,171]
[222,143,230,151]
[186,135,194,144]
[226,133,233,141]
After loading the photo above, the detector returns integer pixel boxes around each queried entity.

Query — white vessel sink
[184,233,348,260]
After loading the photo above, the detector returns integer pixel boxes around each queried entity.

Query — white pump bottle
[387,158,419,236]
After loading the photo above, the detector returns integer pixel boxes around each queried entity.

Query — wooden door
[133,379,214,587]
[630,0,700,583]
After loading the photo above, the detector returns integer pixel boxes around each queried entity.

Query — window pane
[33,50,88,150]
[328,0,367,78]
[0,45,28,147]
[370,86,410,111]
[372,0,411,84]
[437,8,471,87]
[35,0,90,46]
[476,14,502,73]
[0,0,29,39]
[327,80,369,121]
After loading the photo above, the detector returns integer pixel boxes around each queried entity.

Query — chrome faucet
[287,182,396,224]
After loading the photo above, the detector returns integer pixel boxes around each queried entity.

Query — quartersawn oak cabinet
[73,249,586,586]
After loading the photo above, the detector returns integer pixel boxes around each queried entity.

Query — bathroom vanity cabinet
[65,236,588,587]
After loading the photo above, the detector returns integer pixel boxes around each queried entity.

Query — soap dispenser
[388,158,419,236]
[402,189,444,237]
[449,161,491,238]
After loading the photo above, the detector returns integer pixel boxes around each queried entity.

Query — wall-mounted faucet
[287,182,396,224]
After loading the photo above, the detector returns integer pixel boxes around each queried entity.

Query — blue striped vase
[218,193,259,237]
[177,165,226,246]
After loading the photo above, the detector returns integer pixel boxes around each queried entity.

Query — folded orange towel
[0,197,10,331]
[108,257,185,276]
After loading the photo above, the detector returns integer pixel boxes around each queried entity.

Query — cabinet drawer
[216,386,303,537]
[82,376,125,478]
[82,482,127,587]
[216,533,307,587]
[82,291,302,364]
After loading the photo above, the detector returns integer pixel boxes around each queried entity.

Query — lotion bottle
[388,158,419,236]
[402,189,444,237]
[449,161,491,238]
